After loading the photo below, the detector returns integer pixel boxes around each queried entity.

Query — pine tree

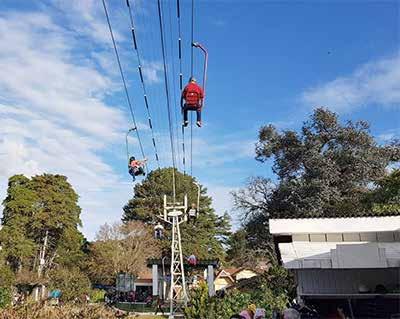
[122,168,231,260]
[0,174,86,279]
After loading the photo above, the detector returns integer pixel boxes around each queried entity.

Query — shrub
[0,287,11,309]
[89,289,105,303]
[184,274,290,319]
[48,267,91,302]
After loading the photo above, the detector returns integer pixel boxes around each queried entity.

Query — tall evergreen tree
[122,168,231,260]
[0,174,85,279]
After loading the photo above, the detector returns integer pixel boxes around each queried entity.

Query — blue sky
[0,0,399,239]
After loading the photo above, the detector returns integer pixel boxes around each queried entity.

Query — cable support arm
[192,42,208,109]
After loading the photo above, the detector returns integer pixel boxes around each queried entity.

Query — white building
[270,216,400,318]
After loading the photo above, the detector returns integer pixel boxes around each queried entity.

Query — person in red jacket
[181,77,204,127]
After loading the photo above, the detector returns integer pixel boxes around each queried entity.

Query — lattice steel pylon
[162,195,189,318]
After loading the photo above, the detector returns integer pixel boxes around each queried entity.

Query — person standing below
[181,77,204,127]
[239,304,257,319]
[283,309,300,319]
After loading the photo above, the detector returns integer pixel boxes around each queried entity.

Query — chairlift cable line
[167,0,182,173]
[190,0,194,78]
[101,0,148,173]
[177,0,187,176]
[190,0,195,177]
[158,0,177,203]
[126,0,161,170]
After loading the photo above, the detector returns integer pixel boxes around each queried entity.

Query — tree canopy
[0,174,86,283]
[122,168,231,260]
[232,108,400,260]
[252,108,400,218]
[364,169,400,214]
[86,221,160,285]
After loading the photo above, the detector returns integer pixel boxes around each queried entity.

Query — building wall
[215,277,232,291]
[292,231,400,243]
[295,268,399,295]
[235,270,258,281]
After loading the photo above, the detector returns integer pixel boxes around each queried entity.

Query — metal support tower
[162,195,188,318]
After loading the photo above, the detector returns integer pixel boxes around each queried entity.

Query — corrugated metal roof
[270,216,400,234]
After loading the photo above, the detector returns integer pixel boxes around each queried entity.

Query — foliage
[0,288,11,309]
[48,267,91,302]
[252,108,400,218]
[0,256,15,288]
[0,175,37,271]
[265,265,295,298]
[0,174,86,282]
[0,304,129,319]
[89,289,105,303]
[184,282,216,319]
[225,229,268,267]
[0,260,14,309]
[86,221,160,285]
[364,169,400,214]
[184,275,289,319]
[231,177,278,260]
[122,168,231,260]
[231,109,400,259]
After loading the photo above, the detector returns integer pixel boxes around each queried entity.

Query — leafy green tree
[48,267,91,302]
[232,108,400,263]
[0,175,37,271]
[0,174,86,283]
[184,275,289,319]
[364,169,400,214]
[122,168,231,260]
[226,229,259,267]
[253,108,400,218]
[184,282,216,319]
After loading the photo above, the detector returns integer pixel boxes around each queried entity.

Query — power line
[126,0,161,169]
[101,0,147,172]
[190,0,194,77]
[158,0,177,203]
[190,0,195,176]
[167,0,182,173]
[177,0,186,175]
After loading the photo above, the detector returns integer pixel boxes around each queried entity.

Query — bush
[89,289,105,303]
[0,304,121,319]
[0,264,14,288]
[0,287,11,309]
[184,274,290,319]
[49,267,91,302]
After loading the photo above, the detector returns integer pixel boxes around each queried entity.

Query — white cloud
[52,0,125,45]
[192,136,255,168]
[142,60,163,85]
[0,8,131,239]
[301,54,400,113]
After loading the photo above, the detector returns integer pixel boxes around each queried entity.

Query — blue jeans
[129,167,144,181]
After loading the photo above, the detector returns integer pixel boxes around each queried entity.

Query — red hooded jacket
[182,82,204,107]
